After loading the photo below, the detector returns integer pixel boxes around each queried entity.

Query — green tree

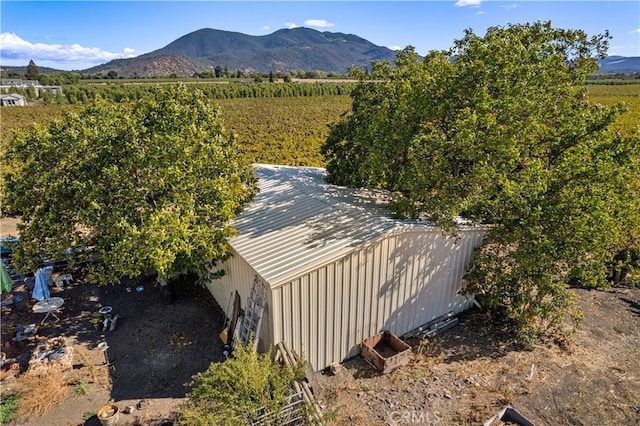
[26,59,39,80]
[38,74,51,85]
[181,344,305,425]
[2,85,258,285]
[41,88,53,105]
[24,85,36,100]
[322,22,640,337]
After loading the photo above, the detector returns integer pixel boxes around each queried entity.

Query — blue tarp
[32,267,51,301]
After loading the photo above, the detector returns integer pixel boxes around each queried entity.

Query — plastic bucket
[97,404,119,426]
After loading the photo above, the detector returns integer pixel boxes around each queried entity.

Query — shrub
[180,344,306,425]
[0,393,20,424]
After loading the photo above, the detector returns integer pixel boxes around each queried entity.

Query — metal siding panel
[341,256,350,360]
[390,237,403,336]
[348,252,358,358]
[379,236,392,332]
[329,260,338,366]
[326,262,336,370]
[298,274,312,358]
[401,234,414,334]
[291,278,302,350]
[392,255,402,332]
[324,263,336,367]
[448,234,460,310]
[434,233,449,315]
[435,233,448,318]
[362,245,374,339]
[315,267,326,371]
[451,236,465,307]
[407,238,421,332]
[334,259,342,361]
[272,287,282,344]
[305,273,313,364]
[260,287,274,354]
[283,282,293,349]
[347,252,362,357]
[399,239,412,334]
[370,240,382,335]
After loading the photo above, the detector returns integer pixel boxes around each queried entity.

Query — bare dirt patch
[1,270,226,426]
[317,287,640,425]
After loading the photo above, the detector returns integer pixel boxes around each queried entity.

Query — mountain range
[596,56,640,75]
[2,27,639,78]
[84,27,398,77]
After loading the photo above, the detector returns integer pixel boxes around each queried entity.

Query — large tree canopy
[322,22,640,336]
[2,85,258,284]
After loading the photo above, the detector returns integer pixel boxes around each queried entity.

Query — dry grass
[12,345,111,421]
[15,368,70,419]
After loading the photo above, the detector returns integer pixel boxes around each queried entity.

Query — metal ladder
[235,276,266,351]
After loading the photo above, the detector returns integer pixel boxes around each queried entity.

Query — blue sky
[1,1,639,70]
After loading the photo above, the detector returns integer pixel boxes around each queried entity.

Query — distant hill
[1,27,638,78]
[83,27,398,77]
[0,65,69,76]
[596,56,640,74]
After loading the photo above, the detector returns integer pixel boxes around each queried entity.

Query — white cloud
[501,4,517,10]
[455,0,482,7]
[388,45,403,51]
[631,28,640,34]
[475,10,486,15]
[285,22,298,29]
[304,19,334,28]
[262,25,270,31]
[0,32,138,69]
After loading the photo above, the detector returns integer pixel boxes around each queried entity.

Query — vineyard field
[1,83,638,167]
[216,95,351,166]
[587,84,640,133]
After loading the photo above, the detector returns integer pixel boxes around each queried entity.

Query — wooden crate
[360,331,411,374]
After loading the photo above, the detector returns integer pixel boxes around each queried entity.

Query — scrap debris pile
[28,336,73,373]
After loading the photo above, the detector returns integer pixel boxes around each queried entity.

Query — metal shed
[206,164,484,371]
[0,93,26,107]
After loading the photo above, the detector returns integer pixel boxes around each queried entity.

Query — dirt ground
[3,280,639,426]
[1,214,640,425]
[1,268,226,426]
[317,286,640,425]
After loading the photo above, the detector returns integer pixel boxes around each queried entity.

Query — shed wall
[270,228,483,370]
[205,251,274,353]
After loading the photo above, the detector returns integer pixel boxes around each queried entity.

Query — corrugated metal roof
[230,164,433,287]
[0,93,25,100]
